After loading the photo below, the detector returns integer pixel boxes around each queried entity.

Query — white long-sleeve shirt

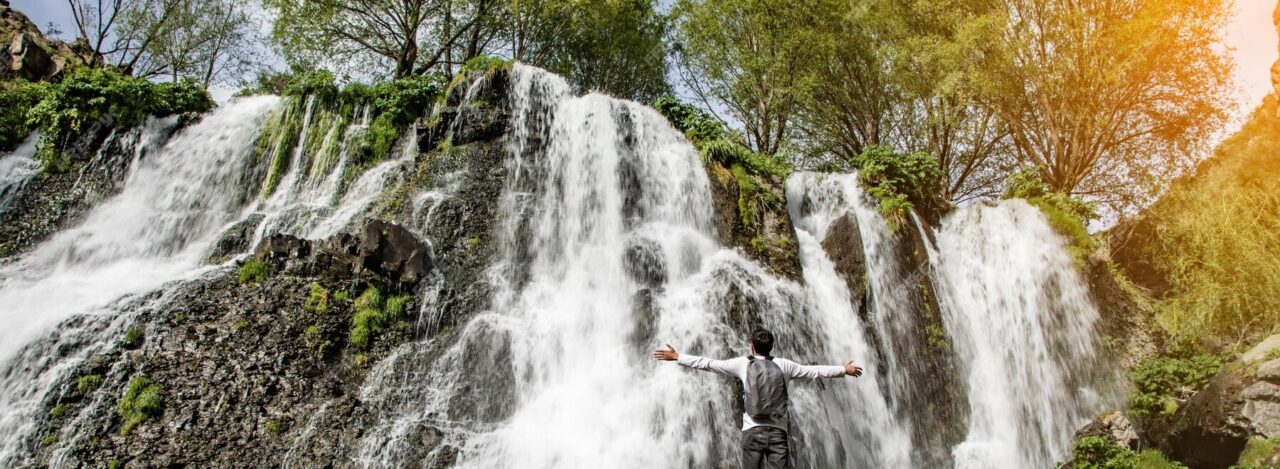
[676,354,847,431]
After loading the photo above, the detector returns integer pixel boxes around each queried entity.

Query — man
[652,328,864,469]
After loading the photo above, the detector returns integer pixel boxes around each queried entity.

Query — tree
[118,0,257,87]
[977,0,1233,215]
[792,0,1013,203]
[672,0,821,156]
[66,0,129,64]
[265,0,500,79]
[515,0,670,101]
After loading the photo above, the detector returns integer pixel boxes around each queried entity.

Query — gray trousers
[741,426,791,469]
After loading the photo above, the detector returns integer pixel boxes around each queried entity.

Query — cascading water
[927,200,1104,468]
[0,134,40,215]
[0,63,1112,468]
[0,96,281,464]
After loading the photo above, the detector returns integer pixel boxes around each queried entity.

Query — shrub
[652,96,725,143]
[117,375,163,435]
[304,282,330,314]
[265,419,288,435]
[348,287,413,350]
[49,403,73,418]
[1072,436,1186,468]
[852,145,943,230]
[122,327,144,349]
[384,295,411,321]
[1003,165,1097,260]
[77,374,104,394]
[238,259,269,284]
[701,138,790,177]
[0,80,52,151]
[460,55,514,75]
[1129,354,1227,418]
[364,74,446,126]
[26,68,212,171]
[1238,437,1280,468]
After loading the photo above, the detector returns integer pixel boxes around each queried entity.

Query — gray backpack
[745,356,790,430]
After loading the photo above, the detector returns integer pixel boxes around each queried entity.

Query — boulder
[1162,337,1280,468]
[1074,409,1140,450]
[821,214,865,294]
[251,220,433,291]
[358,219,432,286]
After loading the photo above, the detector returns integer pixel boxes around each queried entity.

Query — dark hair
[751,329,775,357]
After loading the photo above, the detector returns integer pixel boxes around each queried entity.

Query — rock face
[820,214,865,294]
[0,4,101,82]
[704,160,801,280]
[1160,336,1280,469]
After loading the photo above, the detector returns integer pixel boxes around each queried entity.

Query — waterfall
[928,200,1103,468]
[0,64,1111,468]
[0,133,40,216]
[0,96,281,464]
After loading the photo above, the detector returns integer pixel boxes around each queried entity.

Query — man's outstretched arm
[652,344,740,377]
[782,359,865,380]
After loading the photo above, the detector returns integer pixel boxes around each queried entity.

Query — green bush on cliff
[1002,166,1097,260]
[851,145,943,231]
[0,80,52,152]
[1073,436,1185,468]
[238,259,269,284]
[26,68,213,171]
[117,375,163,435]
[349,287,412,350]
[652,96,725,143]
[1128,353,1226,418]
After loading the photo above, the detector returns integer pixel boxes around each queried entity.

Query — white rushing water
[0,64,1109,468]
[0,133,41,215]
[929,200,1103,468]
[0,96,281,463]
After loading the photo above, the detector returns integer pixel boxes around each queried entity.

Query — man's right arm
[653,344,741,377]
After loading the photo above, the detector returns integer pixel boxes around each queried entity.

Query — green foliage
[652,96,725,143]
[265,419,288,435]
[1003,165,1098,262]
[305,282,330,314]
[122,327,144,349]
[1237,437,1280,468]
[348,288,411,350]
[852,145,943,230]
[108,459,121,469]
[50,403,73,418]
[522,0,670,101]
[0,80,52,152]
[238,259,269,284]
[77,374,104,395]
[41,434,58,447]
[362,74,445,126]
[117,375,163,436]
[702,139,790,177]
[26,68,213,171]
[1144,96,1280,350]
[460,55,514,76]
[1073,436,1186,469]
[1129,354,1227,418]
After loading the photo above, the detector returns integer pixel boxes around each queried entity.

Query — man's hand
[844,361,864,377]
[653,344,679,361]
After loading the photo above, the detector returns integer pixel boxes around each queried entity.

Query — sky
[9,0,1280,136]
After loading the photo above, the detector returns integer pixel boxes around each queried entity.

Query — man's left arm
[781,359,864,380]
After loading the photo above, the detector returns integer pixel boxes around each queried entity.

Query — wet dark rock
[0,117,181,259]
[704,160,801,280]
[26,269,416,467]
[418,68,512,151]
[629,288,659,351]
[206,214,264,263]
[624,236,666,287]
[359,219,432,286]
[820,214,865,295]
[252,220,434,293]
[1160,337,1280,469]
